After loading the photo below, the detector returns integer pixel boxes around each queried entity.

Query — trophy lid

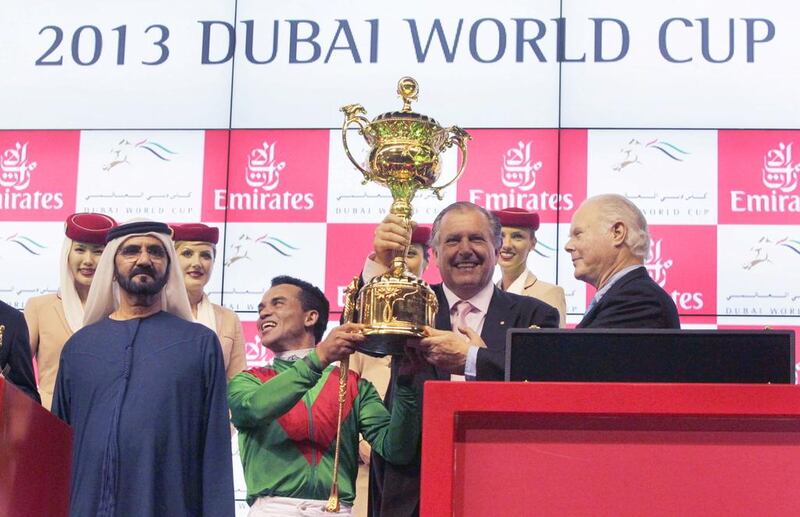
[371,77,441,126]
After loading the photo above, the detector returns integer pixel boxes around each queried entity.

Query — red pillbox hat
[491,207,540,231]
[169,223,219,244]
[65,212,117,245]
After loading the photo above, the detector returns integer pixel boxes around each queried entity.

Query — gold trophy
[340,77,470,356]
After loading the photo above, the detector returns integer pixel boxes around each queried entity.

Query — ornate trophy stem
[324,277,360,513]
[388,198,414,278]
[339,77,469,356]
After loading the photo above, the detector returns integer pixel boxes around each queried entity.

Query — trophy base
[358,334,408,357]
[358,327,425,357]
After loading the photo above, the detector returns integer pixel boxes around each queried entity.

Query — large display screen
[3,1,799,508]
[2,2,798,325]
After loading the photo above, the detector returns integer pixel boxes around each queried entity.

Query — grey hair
[429,201,502,250]
[585,194,651,260]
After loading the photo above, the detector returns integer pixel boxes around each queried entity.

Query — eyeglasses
[117,244,168,261]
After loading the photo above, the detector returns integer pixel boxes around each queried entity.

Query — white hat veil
[83,228,192,326]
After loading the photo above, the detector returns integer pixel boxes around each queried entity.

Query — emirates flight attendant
[25,212,117,409]
[171,223,246,378]
[492,207,566,327]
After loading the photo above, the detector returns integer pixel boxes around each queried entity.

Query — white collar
[442,280,495,314]
[498,268,533,295]
[594,265,644,302]
[274,347,315,361]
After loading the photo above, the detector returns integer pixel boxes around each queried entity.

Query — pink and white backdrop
[2,0,799,510]
[2,129,797,327]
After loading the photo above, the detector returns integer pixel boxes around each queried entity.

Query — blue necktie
[585,296,599,315]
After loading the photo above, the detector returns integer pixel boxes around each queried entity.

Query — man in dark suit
[564,194,680,329]
[0,300,40,403]
[364,201,559,516]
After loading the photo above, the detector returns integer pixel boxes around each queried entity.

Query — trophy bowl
[340,77,470,356]
[364,112,449,187]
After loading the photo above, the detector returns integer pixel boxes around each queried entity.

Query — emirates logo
[246,141,285,191]
[729,142,800,214]
[0,142,36,191]
[500,141,540,191]
[645,239,673,287]
[762,142,799,193]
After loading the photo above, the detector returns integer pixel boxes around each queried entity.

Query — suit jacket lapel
[433,284,452,331]
[594,267,645,306]
[577,267,644,328]
[430,285,452,380]
[577,304,597,328]
[481,287,514,352]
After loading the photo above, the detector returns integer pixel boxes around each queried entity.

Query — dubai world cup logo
[0,142,37,191]
[500,141,540,191]
[762,142,799,193]
[224,232,300,267]
[102,138,177,172]
[743,236,800,270]
[612,138,689,172]
[246,141,285,191]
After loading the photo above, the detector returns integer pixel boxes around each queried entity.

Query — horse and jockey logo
[224,232,300,267]
[743,236,800,270]
[0,142,37,190]
[102,139,177,172]
[612,138,690,172]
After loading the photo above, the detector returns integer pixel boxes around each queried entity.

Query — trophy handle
[340,104,373,182]
[341,276,361,324]
[430,126,471,200]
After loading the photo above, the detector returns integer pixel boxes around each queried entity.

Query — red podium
[420,382,800,517]
[0,378,72,517]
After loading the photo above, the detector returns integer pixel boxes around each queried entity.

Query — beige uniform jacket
[211,303,247,379]
[499,269,567,327]
[25,294,71,410]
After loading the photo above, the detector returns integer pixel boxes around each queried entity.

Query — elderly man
[492,207,567,326]
[52,221,234,517]
[565,194,680,328]
[365,202,559,517]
